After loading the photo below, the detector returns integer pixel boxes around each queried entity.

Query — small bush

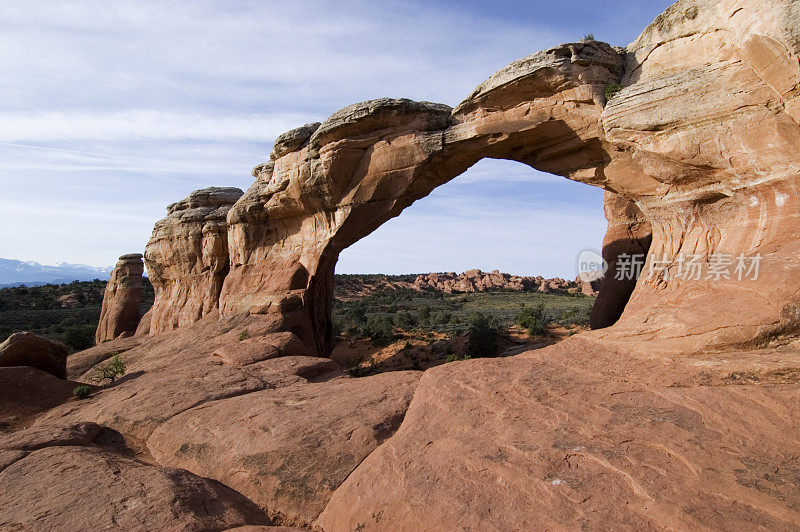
[364,315,394,343]
[93,354,126,383]
[465,312,500,358]
[604,83,622,101]
[416,306,431,325]
[72,385,92,399]
[238,329,250,341]
[518,304,549,336]
[60,324,95,351]
[393,311,416,330]
[582,33,596,42]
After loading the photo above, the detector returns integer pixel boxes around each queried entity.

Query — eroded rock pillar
[96,253,144,344]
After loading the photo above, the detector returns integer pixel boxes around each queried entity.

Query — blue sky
[0,1,673,277]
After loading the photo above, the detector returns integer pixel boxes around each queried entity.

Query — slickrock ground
[317,338,800,530]
[4,0,800,529]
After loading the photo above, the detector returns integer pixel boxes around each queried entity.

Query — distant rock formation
[413,269,602,296]
[0,331,69,378]
[95,254,144,344]
[333,270,601,299]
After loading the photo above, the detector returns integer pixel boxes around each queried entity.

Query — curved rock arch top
[131,0,800,357]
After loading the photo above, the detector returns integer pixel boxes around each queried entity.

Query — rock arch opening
[336,158,607,279]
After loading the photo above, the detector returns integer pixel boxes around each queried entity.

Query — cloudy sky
[1,0,673,277]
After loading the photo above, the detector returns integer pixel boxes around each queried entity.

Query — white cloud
[0,0,666,270]
[0,110,315,141]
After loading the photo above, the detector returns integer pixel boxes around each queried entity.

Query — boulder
[0,446,270,530]
[0,331,69,378]
[95,253,144,344]
[213,331,309,366]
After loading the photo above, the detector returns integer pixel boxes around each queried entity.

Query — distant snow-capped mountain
[0,258,113,287]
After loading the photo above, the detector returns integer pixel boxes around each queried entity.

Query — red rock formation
[0,331,69,379]
[148,370,419,526]
[333,270,599,298]
[144,187,242,334]
[590,192,651,329]
[66,2,800,528]
[0,367,76,428]
[95,253,144,344]
[198,0,800,356]
[415,270,559,293]
[211,42,623,357]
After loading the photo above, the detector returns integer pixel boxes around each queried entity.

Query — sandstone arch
[138,0,800,359]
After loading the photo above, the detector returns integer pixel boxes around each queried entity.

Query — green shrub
[238,329,250,341]
[72,385,92,399]
[604,83,622,101]
[465,312,500,358]
[393,311,416,330]
[60,324,95,351]
[364,315,394,343]
[416,306,431,325]
[93,354,126,383]
[582,33,596,41]
[518,304,549,336]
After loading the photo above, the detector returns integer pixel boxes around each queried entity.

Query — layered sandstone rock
[121,0,800,356]
[95,253,144,343]
[587,0,800,350]
[144,187,243,334]
[0,331,69,379]
[589,192,651,329]
[214,42,623,356]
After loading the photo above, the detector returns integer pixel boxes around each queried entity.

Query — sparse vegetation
[72,385,92,399]
[465,312,501,358]
[332,287,592,343]
[518,304,550,336]
[582,33,596,42]
[238,329,250,341]
[604,83,623,101]
[93,354,126,383]
[0,278,154,350]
